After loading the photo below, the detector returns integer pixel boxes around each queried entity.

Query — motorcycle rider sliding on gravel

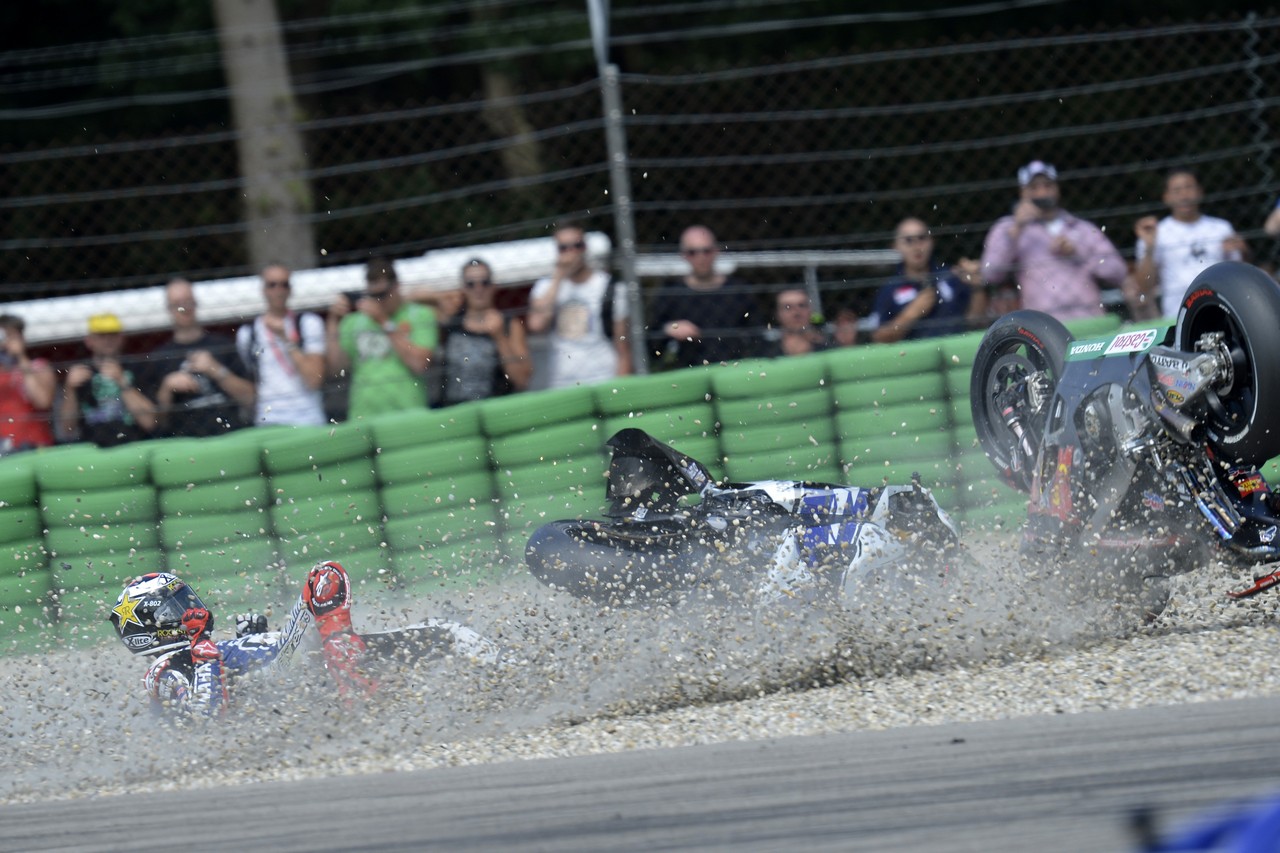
[107,560,499,717]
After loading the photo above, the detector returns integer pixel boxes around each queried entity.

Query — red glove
[182,607,220,662]
[303,561,376,700]
[181,606,212,641]
[181,607,228,709]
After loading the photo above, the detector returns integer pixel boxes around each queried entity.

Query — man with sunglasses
[235,264,327,426]
[867,218,984,343]
[326,256,438,418]
[527,222,631,388]
[143,278,254,437]
[649,225,761,368]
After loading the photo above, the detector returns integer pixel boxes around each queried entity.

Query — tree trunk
[471,1,544,198]
[212,0,316,274]
[481,69,544,184]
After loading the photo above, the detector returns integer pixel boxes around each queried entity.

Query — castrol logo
[1104,329,1158,355]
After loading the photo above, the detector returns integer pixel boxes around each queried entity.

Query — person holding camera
[325,257,437,419]
[0,314,56,454]
[760,289,830,357]
[236,264,327,426]
[58,313,157,446]
[980,160,1126,322]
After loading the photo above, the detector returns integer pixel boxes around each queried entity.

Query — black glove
[234,612,268,638]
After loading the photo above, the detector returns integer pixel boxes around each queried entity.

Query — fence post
[599,63,649,375]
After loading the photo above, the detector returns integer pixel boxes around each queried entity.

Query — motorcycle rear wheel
[524,519,713,604]
[1176,261,1280,466]
[970,310,1073,492]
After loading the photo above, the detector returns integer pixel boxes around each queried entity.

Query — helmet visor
[151,583,207,628]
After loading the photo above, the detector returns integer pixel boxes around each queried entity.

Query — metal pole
[599,63,648,375]
[803,264,824,322]
[588,0,647,374]
[586,0,610,69]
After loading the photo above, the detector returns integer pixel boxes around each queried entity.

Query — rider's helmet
[107,572,209,657]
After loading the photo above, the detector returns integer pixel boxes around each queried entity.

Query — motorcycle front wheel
[1176,261,1280,467]
[970,310,1073,492]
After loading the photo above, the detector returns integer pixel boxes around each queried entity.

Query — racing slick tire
[1176,261,1280,467]
[970,310,1073,492]
[525,519,712,605]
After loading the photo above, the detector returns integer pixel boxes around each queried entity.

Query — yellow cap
[88,313,123,334]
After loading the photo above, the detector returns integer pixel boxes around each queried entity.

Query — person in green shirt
[326,257,438,419]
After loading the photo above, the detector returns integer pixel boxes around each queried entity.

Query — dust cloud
[1,528,1270,804]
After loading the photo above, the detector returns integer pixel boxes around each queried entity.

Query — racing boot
[303,561,377,701]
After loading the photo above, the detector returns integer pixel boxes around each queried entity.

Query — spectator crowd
[1,158,1269,456]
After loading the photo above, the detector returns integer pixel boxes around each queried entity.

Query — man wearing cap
[59,313,157,447]
[980,160,1126,321]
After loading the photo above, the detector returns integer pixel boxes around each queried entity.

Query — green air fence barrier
[2,316,1188,657]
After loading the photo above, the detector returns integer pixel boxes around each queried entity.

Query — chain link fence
[3,12,1279,341]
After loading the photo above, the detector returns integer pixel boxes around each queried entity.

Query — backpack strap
[600,274,618,339]
[238,318,260,383]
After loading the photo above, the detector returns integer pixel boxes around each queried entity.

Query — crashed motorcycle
[970,261,1280,599]
[524,428,964,606]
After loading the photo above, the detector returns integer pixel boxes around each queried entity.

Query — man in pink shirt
[981,160,1126,321]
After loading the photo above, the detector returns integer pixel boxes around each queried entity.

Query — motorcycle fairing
[1027,329,1173,550]
[706,481,871,522]
[604,428,714,519]
[1064,325,1169,362]
[530,429,963,607]
[1023,323,1280,573]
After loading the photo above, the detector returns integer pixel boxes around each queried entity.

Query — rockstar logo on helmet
[112,594,144,628]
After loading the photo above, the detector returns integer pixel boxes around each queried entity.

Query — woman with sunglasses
[437,259,532,404]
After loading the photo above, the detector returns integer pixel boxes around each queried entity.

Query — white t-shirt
[529,269,628,388]
[1137,215,1240,318]
[236,312,327,426]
